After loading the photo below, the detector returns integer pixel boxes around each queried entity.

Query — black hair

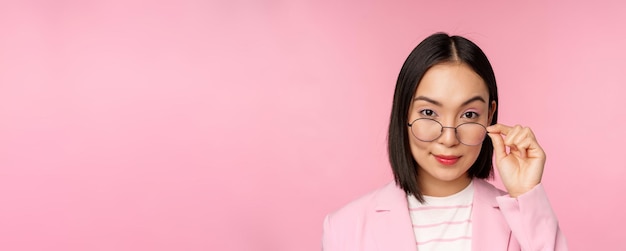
[387,32,498,202]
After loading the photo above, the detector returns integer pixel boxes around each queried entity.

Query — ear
[488,100,497,125]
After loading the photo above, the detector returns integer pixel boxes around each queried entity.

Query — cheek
[408,135,430,156]
[463,145,483,162]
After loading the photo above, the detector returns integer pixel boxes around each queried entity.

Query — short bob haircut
[388,32,499,202]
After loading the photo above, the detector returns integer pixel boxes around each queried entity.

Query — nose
[437,126,460,147]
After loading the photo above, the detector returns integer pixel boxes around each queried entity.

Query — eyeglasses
[407,118,487,146]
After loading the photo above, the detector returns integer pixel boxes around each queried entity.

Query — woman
[322,33,567,251]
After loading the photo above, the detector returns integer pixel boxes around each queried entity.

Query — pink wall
[1,0,624,250]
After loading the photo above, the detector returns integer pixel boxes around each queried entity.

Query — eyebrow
[413,95,486,107]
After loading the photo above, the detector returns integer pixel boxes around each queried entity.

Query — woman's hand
[487,124,546,198]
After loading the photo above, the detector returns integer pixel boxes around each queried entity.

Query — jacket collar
[370,179,509,251]
[472,178,502,208]
[471,178,512,250]
[373,181,408,211]
[371,181,417,251]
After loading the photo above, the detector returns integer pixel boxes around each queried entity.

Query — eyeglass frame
[407,118,488,146]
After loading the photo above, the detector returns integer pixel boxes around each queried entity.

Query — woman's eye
[462,111,479,119]
[420,109,436,117]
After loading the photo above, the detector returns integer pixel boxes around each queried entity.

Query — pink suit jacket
[322,179,567,251]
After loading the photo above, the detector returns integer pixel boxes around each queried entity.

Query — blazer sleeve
[496,184,568,251]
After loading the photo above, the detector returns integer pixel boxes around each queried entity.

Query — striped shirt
[407,181,474,251]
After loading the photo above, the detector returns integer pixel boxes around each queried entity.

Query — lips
[433,155,460,165]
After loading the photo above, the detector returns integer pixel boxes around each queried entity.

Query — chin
[428,164,471,182]
[433,172,468,182]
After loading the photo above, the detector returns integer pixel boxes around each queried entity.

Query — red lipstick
[434,155,460,165]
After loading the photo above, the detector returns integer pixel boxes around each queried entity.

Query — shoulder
[323,181,403,247]
[326,182,394,219]
[473,178,507,196]
[472,178,508,206]
[324,181,403,227]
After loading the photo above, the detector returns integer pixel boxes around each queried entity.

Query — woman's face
[407,62,495,196]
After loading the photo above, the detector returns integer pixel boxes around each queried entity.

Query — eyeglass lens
[409,119,486,146]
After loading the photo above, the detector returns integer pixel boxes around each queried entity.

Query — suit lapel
[368,179,514,251]
[371,182,417,251]
[471,179,513,251]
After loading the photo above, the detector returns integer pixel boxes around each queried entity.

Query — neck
[418,175,471,197]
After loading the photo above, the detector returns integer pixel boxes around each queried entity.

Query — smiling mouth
[433,155,460,165]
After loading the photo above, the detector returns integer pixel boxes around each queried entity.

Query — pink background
[1,0,624,250]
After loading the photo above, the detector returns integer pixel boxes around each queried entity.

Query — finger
[514,134,545,159]
[523,126,537,141]
[508,144,525,159]
[488,132,507,162]
[512,138,532,159]
[505,126,538,152]
[486,123,513,135]
[504,125,524,146]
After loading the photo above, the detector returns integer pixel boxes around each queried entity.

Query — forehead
[414,62,488,103]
